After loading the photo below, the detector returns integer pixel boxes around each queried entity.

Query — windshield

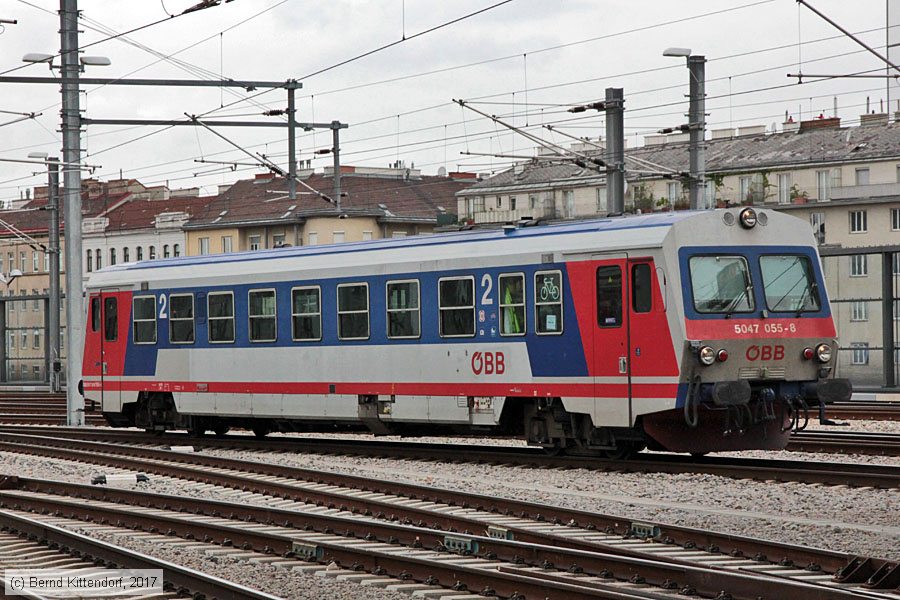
[689,255,754,313]
[760,255,820,312]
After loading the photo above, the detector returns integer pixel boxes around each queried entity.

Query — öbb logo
[471,351,505,375]
[746,345,785,361]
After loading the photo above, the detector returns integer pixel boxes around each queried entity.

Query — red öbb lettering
[471,351,505,375]
[745,345,785,361]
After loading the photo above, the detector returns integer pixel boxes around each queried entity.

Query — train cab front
[643,208,851,454]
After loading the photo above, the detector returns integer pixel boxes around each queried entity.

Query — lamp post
[23,11,110,420]
[663,48,706,210]
[28,152,61,392]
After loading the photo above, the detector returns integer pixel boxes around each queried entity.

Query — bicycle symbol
[539,276,560,302]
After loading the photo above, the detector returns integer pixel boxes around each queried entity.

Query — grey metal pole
[287,81,297,201]
[688,55,706,210]
[47,158,61,393]
[883,251,896,388]
[604,87,625,214]
[60,0,84,424]
[332,122,341,211]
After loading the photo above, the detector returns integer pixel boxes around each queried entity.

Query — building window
[7,331,13,349]
[855,167,870,186]
[810,212,825,244]
[596,187,607,213]
[333,231,345,244]
[850,301,868,322]
[198,238,210,255]
[850,254,868,277]
[777,173,791,204]
[136,247,143,261]
[33,329,40,349]
[21,331,27,347]
[391,231,407,238]
[132,296,157,344]
[499,273,525,336]
[169,294,194,343]
[19,251,25,272]
[894,253,900,275]
[249,235,261,251]
[563,190,575,217]
[496,196,502,208]
[535,270,563,334]
[32,251,39,272]
[850,210,867,233]
[32,289,39,311]
[163,245,170,258]
[221,237,232,253]
[95,250,102,270]
[509,196,517,211]
[148,246,156,260]
[273,233,286,247]
[123,247,129,262]
[362,231,373,241]
[291,287,321,341]
[529,195,538,210]
[816,169,831,201]
[86,250,93,272]
[668,181,682,205]
[207,292,235,343]
[851,342,869,365]
[248,289,277,342]
[7,252,12,273]
[473,196,485,212]
[43,252,49,271]
[892,208,900,231]
[739,176,751,203]
[337,283,369,340]
[386,280,420,339]
[109,248,116,266]
[173,243,180,257]
[307,232,318,246]
[438,277,475,338]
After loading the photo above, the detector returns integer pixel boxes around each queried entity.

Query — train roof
[84,209,805,288]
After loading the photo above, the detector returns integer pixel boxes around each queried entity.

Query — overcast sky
[0,0,894,205]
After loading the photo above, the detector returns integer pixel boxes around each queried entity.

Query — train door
[98,289,123,409]
[591,254,632,426]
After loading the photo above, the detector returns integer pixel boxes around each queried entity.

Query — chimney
[799,117,841,132]
[860,112,889,127]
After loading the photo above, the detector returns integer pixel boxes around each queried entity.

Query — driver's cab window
[597,265,622,327]
[104,296,118,341]
[90,296,100,332]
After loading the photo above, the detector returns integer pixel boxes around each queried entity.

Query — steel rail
[0,426,896,489]
[827,402,900,421]
[0,509,280,600]
[0,432,890,585]
[0,476,880,600]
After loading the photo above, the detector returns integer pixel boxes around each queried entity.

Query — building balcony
[831,182,900,201]
[471,206,555,224]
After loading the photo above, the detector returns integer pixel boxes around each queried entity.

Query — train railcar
[81,207,851,456]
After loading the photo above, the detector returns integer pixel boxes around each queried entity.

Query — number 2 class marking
[158,294,168,319]
[481,273,493,305]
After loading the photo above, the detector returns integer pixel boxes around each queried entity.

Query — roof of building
[102,195,215,232]
[461,122,900,194]
[0,191,132,237]
[185,172,468,229]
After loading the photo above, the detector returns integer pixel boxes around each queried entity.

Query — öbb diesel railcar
[82,207,851,455]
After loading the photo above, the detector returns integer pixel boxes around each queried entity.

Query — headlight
[698,345,716,365]
[815,343,832,363]
[739,207,757,229]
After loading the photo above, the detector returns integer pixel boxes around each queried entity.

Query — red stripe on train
[685,317,836,340]
[84,379,679,399]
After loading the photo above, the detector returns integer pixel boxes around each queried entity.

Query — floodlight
[662,47,692,58]
[27,152,48,160]
[80,56,111,67]
[22,53,54,63]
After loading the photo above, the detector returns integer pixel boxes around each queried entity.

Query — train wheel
[252,424,271,439]
[543,443,567,456]
[213,423,230,438]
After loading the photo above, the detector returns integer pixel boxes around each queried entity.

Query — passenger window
[499,273,525,336]
[337,283,369,340]
[103,296,117,341]
[597,266,622,327]
[631,263,652,313]
[438,277,475,337]
[208,292,235,343]
[132,295,157,344]
[387,280,420,338]
[248,289,277,342]
[292,287,321,341]
[535,270,563,334]
[90,296,100,332]
[169,294,195,343]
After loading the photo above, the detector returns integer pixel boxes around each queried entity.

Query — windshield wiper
[724,283,752,318]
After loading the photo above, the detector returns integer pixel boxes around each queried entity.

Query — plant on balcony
[633,184,655,213]
[789,184,809,204]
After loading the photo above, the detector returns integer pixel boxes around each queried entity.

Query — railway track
[0,507,279,599]
[0,392,105,426]
[0,426,896,488]
[787,430,900,456]
[828,401,900,421]
[0,467,896,600]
